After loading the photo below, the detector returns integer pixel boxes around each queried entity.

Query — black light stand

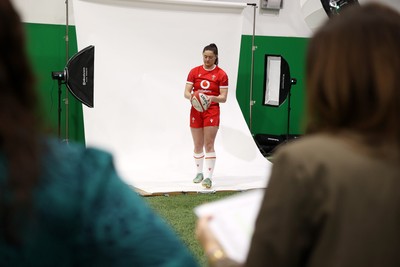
[51,71,66,139]
[285,78,297,142]
[50,0,94,142]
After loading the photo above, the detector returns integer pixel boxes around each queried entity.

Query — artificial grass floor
[144,191,240,266]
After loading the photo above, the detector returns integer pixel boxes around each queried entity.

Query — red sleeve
[186,66,197,84]
[219,69,228,89]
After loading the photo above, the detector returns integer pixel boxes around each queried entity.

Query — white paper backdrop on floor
[72,0,272,194]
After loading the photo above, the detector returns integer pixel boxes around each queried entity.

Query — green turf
[144,191,240,266]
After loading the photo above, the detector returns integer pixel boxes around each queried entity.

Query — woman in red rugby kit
[184,43,228,189]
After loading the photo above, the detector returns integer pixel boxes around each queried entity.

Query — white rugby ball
[191,91,210,112]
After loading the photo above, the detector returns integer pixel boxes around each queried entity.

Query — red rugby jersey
[186,65,228,98]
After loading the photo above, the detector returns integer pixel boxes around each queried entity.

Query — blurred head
[306,3,400,144]
[203,43,219,68]
[0,0,36,111]
[0,0,40,243]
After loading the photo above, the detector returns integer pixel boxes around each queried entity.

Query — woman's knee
[204,143,215,153]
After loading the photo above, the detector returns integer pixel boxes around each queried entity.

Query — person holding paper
[184,43,229,189]
[196,3,400,267]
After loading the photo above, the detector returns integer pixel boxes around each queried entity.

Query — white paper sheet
[194,189,265,263]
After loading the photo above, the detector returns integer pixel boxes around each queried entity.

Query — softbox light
[52,45,95,108]
[65,45,95,108]
[262,54,297,143]
[263,55,295,107]
[51,45,94,139]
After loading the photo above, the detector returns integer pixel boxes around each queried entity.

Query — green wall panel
[236,35,309,137]
[24,23,85,144]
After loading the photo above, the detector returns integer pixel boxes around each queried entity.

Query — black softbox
[65,45,95,108]
[52,45,95,108]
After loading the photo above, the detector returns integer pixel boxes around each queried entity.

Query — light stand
[51,71,66,139]
[247,3,257,133]
[50,0,70,141]
[51,1,95,142]
[65,0,70,142]
[285,78,297,142]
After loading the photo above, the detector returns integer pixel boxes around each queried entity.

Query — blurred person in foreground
[196,2,400,267]
[0,1,199,266]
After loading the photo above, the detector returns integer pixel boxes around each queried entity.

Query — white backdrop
[72,0,271,193]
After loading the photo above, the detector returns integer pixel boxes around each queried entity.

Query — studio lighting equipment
[255,55,297,156]
[263,55,297,141]
[51,45,95,138]
[320,0,359,17]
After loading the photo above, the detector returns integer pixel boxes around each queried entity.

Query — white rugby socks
[193,152,204,174]
[204,152,216,179]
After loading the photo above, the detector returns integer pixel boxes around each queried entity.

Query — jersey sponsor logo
[200,80,210,89]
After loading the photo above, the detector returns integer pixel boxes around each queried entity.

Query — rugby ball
[191,91,210,112]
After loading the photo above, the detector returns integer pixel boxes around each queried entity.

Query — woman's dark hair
[306,3,400,146]
[0,0,41,243]
[203,43,219,65]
